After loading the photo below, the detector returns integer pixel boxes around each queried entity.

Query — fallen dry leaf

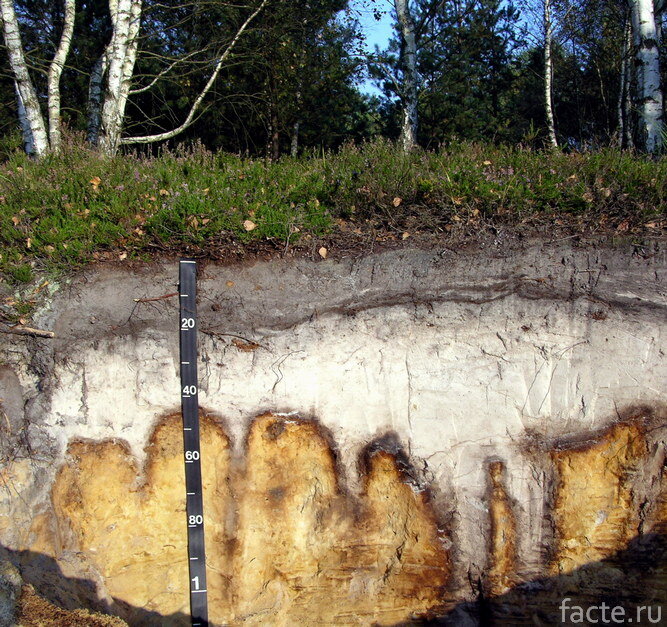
[11,216,19,226]
[226,280,235,288]
[482,160,492,166]
[26,238,31,248]
[119,252,127,260]
[402,232,410,240]
[392,197,402,207]
[159,189,170,196]
[243,220,257,231]
[318,246,328,259]
[616,220,630,232]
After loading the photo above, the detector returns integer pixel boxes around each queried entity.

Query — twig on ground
[133,291,178,303]
[0,323,54,338]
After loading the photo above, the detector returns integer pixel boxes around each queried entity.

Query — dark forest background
[0,0,662,156]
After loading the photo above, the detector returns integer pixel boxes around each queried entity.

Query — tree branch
[0,322,54,338]
[121,0,268,145]
[128,49,201,94]
[47,0,76,151]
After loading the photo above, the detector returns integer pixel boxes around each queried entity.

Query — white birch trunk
[47,0,76,152]
[99,0,142,155]
[15,81,34,155]
[395,0,418,151]
[544,0,558,148]
[117,1,141,124]
[629,0,664,153]
[0,0,48,156]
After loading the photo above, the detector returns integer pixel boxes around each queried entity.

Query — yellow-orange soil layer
[44,413,450,625]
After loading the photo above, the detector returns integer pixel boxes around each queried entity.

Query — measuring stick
[179,260,209,626]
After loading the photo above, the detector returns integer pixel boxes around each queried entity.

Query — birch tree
[517,0,582,146]
[0,0,75,155]
[2,0,269,156]
[48,0,76,151]
[395,0,419,150]
[380,0,449,151]
[628,0,664,152]
[543,0,558,147]
[93,0,143,154]
[1,0,48,156]
[376,0,519,147]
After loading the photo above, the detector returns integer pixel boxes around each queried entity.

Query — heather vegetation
[0,137,664,290]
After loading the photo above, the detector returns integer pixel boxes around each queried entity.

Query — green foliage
[420,0,523,145]
[7,264,34,285]
[194,0,370,156]
[373,0,523,146]
[0,139,664,284]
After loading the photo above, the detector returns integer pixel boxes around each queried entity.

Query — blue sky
[346,0,395,95]
[344,0,536,95]
[348,0,395,52]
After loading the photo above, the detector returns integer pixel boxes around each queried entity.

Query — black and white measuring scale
[178,260,208,626]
